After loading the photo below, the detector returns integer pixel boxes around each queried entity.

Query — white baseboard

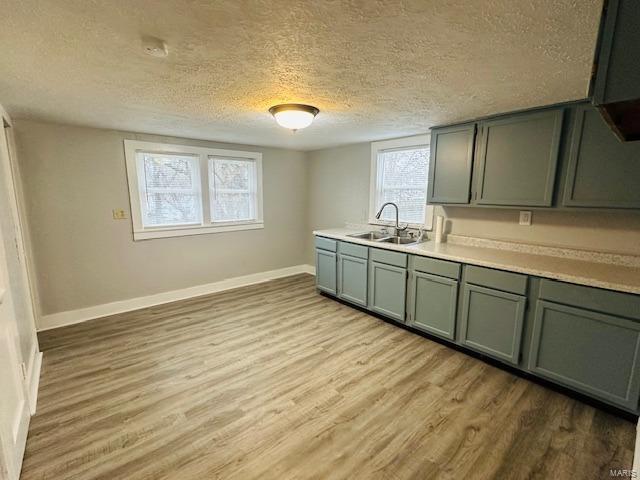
[26,346,42,414]
[38,264,315,332]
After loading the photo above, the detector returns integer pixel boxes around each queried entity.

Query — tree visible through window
[141,153,201,227]
[375,146,430,224]
[125,140,264,240]
[209,157,257,222]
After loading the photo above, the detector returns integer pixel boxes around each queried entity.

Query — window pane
[209,157,256,222]
[143,154,196,189]
[144,192,200,226]
[210,158,251,190]
[377,147,429,224]
[139,153,201,226]
[212,192,252,221]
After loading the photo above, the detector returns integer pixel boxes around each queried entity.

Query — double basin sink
[347,231,423,246]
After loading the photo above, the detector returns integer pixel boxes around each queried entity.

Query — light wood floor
[24,274,634,480]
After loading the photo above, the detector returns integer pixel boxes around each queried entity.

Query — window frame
[208,156,259,224]
[368,134,434,231]
[124,140,263,241]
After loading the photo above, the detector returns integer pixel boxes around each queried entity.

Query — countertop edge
[313,230,640,296]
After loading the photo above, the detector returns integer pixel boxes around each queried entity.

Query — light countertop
[314,227,640,295]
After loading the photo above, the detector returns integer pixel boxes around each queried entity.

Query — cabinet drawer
[338,241,368,259]
[411,256,460,279]
[465,265,527,295]
[529,300,640,410]
[539,279,640,321]
[315,236,337,252]
[460,284,526,365]
[370,248,408,268]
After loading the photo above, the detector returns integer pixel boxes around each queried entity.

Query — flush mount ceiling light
[268,104,319,131]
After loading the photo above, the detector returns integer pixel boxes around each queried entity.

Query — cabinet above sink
[427,101,640,211]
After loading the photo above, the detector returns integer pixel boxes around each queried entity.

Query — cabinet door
[460,284,526,365]
[368,261,406,322]
[475,109,563,206]
[563,105,640,208]
[427,123,476,204]
[315,248,337,295]
[409,271,457,340]
[592,0,640,105]
[337,253,367,307]
[529,300,640,410]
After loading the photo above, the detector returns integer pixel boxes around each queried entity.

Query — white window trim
[124,140,264,241]
[368,134,434,231]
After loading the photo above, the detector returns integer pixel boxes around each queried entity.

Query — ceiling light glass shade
[269,104,319,130]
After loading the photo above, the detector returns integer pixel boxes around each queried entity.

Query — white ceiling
[0,0,602,151]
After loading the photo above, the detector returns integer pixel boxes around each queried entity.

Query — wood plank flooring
[23,274,635,479]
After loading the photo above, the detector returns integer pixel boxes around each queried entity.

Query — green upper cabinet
[590,0,640,141]
[427,123,476,204]
[474,109,564,207]
[562,104,640,209]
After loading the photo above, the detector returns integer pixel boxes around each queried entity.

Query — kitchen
[0,1,639,479]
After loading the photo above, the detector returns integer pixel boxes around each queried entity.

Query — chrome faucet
[375,202,408,237]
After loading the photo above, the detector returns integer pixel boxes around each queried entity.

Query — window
[124,140,263,240]
[209,156,257,223]
[369,135,433,230]
[139,153,202,227]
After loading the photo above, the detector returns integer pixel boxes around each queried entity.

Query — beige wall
[14,121,640,321]
[306,141,640,263]
[305,142,371,261]
[14,120,309,318]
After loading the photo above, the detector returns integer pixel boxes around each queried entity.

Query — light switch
[112,209,128,220]
[519,211,532,226]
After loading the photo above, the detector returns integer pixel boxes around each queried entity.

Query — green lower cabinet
[528,300,640,410]
[337,253,367,307]
[460,284,526,365]
[368,260,406,322]
[315,248,337,295]
[409,272,458,340]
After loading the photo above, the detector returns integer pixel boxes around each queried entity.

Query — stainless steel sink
[377,236,420,245]
[347,231,391,241]
[347,231,423,246]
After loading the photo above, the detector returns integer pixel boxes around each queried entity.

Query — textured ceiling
[0,0,602,150]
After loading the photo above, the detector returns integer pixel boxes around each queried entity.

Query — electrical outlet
[112,209,128,220]
[519,211,532,226]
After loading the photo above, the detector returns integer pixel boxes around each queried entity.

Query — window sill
[133,222,264,241]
